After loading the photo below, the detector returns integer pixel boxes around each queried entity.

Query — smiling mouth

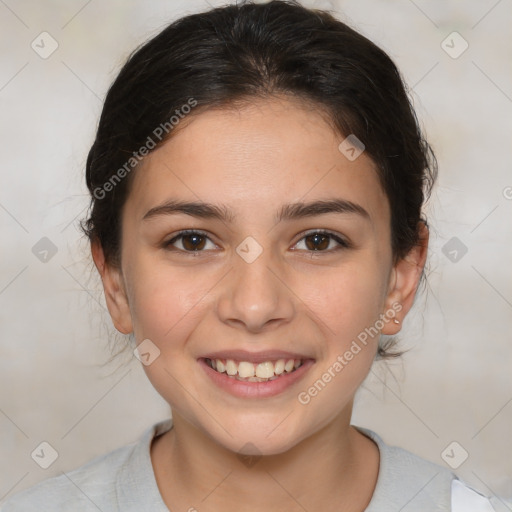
[204,357,304,382]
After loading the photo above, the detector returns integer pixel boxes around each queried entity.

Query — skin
[92,96,428,511]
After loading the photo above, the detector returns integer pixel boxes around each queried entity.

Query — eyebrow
[142,198,370,224]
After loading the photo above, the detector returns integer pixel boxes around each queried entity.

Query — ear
[91,240,133,334]
[381,221,429,335]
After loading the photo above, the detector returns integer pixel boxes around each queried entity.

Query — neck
[151,405,379,512]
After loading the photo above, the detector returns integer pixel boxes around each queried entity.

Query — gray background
[1,0,511,503]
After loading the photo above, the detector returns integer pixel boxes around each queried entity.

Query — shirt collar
[114,419,453,511]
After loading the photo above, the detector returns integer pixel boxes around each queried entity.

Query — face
[94,96,426,456]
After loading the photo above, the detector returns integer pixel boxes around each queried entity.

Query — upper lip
[200,350,314,364]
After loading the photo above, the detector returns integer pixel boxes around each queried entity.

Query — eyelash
[162,229,351,254]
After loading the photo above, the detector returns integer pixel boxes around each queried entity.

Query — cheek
[292,269,386,418]
[126,263,212,416]
[126,256,220,354]
[132,284,196,339]
[293,261,389,345]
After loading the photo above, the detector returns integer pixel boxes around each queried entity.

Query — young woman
[1,1,508,510]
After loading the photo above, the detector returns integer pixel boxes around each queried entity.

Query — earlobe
[91,240,133,335]
[381,222,429,335]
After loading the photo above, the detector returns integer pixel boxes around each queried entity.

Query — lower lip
[199,358,315,398]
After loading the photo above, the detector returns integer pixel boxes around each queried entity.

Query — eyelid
[169,228,211,239]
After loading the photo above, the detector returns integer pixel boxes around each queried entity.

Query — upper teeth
[207,358,302,378]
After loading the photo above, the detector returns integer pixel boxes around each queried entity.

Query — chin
[209,418,306,457]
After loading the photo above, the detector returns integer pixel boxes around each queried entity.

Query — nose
[216,243,296,334]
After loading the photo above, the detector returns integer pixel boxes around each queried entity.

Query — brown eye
[181,233,207,251]
[164,230,215,252]
[293,230,349,252]
[304,233,330,251]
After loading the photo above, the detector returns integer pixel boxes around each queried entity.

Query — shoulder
[0,419,172,512]
[355,426,505,511]
[0,442,134,511]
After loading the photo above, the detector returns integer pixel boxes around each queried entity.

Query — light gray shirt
[0,419,507,511]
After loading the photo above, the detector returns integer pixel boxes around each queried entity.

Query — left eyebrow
[141,198,370,223]
[142,200,235,223]
[275,199,370,223]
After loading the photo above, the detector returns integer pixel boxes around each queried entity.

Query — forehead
[123,97,389,226]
